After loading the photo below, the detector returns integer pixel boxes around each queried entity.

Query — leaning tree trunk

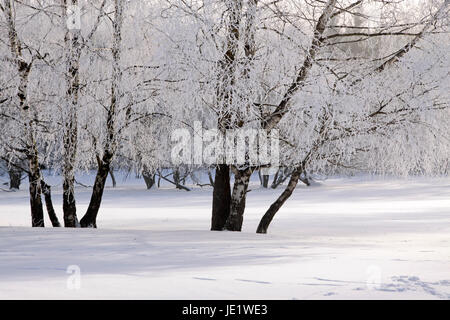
[79,0,123,228]
[79,157,111,228]
[224,167,253,231]
[256,167,302,234]
[41,181,62,227]
[211,164,231,230]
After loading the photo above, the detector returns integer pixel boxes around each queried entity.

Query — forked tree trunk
[257,167,302,234]
[211,164,231,230]
[60,0,108,227]
[41,181,62,227]
[224,167,253,231]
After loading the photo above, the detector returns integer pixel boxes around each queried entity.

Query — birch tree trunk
[222,0,258,231]
[256,167,302,234]
[80,0,123,228]
[210,0,242,230]
[3,0,45,227]
[224,167,253,231]
[80,155,112,228]
[61,0,81,227]
[263,0,337,131]
[27,150,44,227]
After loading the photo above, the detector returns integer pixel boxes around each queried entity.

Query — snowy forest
[0,0,449,299]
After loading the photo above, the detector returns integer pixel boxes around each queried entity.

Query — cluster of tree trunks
[3,0,446,231]
[210,0,445,234]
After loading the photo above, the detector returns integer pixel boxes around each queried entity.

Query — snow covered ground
[0,173,449,299]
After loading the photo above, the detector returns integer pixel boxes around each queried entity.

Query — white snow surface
[0,173,449,299]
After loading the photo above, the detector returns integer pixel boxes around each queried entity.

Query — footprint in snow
[235,279,271,284]
[193,277,216,281]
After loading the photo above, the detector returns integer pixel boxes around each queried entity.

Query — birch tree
[1,0,45,226]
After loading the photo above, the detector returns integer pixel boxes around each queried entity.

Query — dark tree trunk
[262,174,269,188]
[63,177,78,227]
[211,164,231,231]
[41,181,61,227]
[9,167,22,190]
[157,170,161,188]
[257,167,303,234]
[224,167,253,231]
[79,158,111,228]
[271,169,280,187]
[28,169,44,227]
[173,168,187,190]
[143,171,155,189]
[258,169,269,188]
